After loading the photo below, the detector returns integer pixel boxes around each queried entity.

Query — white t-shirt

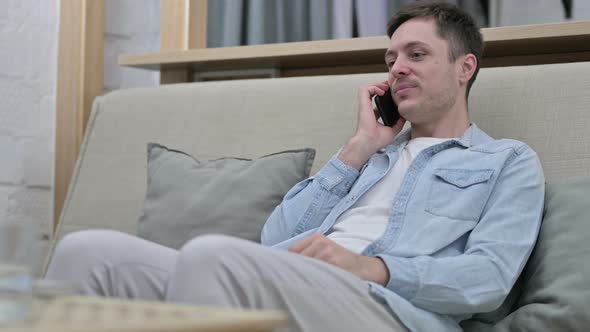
[328,137,453,254]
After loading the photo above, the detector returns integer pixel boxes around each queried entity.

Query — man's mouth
[393,82,417,96]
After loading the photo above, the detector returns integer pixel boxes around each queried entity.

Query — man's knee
[55,229,124,255]
[169,235,269,305]
[177,235,258,270]
[48,230,125,276]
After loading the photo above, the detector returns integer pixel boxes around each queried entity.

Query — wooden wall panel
[160,0,207,84]
[54,0,104,229]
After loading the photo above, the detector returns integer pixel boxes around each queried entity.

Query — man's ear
[458,53,477,85]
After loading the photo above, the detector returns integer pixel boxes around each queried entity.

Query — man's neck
[410,99,471,139]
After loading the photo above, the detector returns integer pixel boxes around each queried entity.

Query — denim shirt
[261,124,545,332]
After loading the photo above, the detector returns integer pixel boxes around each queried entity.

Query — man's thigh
[168,235,407,332]
[46,230,177,299]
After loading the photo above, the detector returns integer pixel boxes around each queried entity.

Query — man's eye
[411,52,425,59]
[387,60,396,68]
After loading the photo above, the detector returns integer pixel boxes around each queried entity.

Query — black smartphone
[374,89,400,127]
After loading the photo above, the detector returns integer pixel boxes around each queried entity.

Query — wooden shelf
[120,35,390,72]
[119,21,590,77]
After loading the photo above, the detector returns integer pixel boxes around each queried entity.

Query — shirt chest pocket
[425,168,494,221]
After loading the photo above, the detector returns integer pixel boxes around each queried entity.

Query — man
[47,2,545,331]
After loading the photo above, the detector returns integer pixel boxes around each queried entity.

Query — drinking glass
[0,220,36,325]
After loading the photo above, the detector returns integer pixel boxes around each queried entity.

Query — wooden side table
[12,295,288,332]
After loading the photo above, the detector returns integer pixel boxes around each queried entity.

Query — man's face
[385,18,462,125]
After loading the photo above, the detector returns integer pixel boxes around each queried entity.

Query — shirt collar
[384,123,492,152]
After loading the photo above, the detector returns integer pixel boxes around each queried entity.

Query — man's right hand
[338,81,406,170]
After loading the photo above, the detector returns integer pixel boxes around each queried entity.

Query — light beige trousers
[46,230,408,332]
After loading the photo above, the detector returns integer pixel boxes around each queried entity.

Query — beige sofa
[46,62,590,331]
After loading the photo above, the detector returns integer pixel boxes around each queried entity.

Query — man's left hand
[288,233,389,286]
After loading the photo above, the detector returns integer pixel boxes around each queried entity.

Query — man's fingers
[370,86,386,96]
[361,81,390,98]
[288,238,309,253]
[288,233,321,253]
[360,87,383,102]
[376,80,390,89]
[299,243,319,258]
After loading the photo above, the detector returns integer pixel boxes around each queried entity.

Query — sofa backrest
[54,62,590,241]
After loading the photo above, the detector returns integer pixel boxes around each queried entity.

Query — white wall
[104,0,160,93]
[0,1,58,243]
[0,0,159,270]
[0,0,159,274]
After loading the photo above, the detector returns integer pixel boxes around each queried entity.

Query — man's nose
[390,59,411,78]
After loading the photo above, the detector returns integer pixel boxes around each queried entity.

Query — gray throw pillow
[464,275,524,327]
[463,176,590,332]
[138,143,315,249]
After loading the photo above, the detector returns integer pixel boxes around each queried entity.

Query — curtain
[207,0,490,48]
[207,0,333,47]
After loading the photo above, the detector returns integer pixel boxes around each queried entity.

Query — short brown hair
[387,1,483,99]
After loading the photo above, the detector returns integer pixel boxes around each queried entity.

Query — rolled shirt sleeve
[261,153,361,246]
